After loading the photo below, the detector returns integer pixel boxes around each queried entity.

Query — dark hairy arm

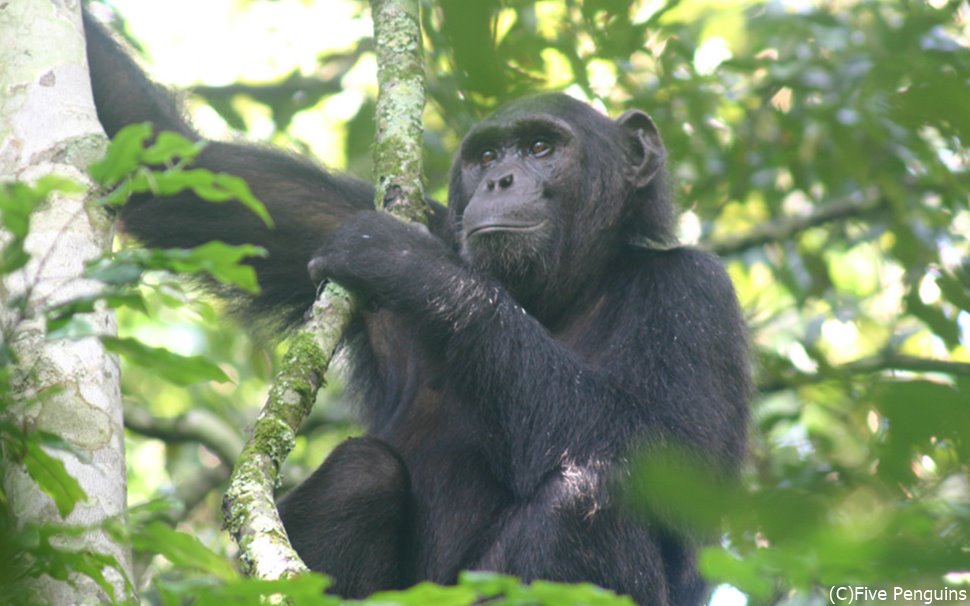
[83,12,376,324]
[311,211,750,496]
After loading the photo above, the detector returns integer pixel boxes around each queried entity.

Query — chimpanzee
[83,11,750,606]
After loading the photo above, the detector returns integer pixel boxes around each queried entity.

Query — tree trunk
[0,2,133,603]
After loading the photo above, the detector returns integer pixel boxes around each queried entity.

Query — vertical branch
[222,0,427,580]
[372,0,428,221]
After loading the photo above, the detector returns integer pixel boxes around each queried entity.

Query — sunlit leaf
[132,522,237,580]
[101,336,229,385]
[0,177,82,274]
[23,440,87,518]
[141,131,205,165]
[106,243,266,293]
[89,123,153,186]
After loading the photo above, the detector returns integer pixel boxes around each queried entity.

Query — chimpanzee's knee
[277,437,412,597]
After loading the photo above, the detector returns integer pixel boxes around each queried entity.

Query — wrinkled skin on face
[310,94,671,323]
[445,94,669,314]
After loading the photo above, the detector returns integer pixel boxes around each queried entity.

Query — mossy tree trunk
[222,0,428,579]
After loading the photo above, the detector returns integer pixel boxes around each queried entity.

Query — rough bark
[371,0,428,220]
[222,0,428,579]
[0,1,133,603]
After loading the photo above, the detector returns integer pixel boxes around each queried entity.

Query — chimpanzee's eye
[529,140,553,158]
[480,149,498,166]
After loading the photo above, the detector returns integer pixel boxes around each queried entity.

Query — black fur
[84,12,750,605]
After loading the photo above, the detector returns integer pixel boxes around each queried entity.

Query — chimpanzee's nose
[486,172,514,191]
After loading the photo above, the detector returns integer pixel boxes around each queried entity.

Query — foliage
[0,128,268,602]
[411,2,969,602]
[2,123,633,603]
[0,177,105,604]
[6,0,966,604]
[175,0,970,603]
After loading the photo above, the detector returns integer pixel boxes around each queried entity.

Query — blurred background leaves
[81,0,969,603]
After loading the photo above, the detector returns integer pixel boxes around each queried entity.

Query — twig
[758,352,970,393]
[708,195,885,256]
[123,402,244,467]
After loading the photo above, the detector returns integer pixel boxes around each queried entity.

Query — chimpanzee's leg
[277,437,413,598]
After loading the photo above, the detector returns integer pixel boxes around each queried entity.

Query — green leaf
[0,177,82,274]
[700,549,776,598]
[150,575,335,605]
[99,179,138,207]
[895,72,970,140]
[0,178,72,236]
[937,273,970,311]
[374,573,639,606]
[32,524,127,601]
[0,243,31,275]
[107,243,266,292]
[626,447,740,535]
[89,123,153,186]
[34,430,94,465]
[525,580,637,605]
[149,169,272,227]
[88,125,270,226]
[368,581,479,606]
[455,571,523,596]
[152,168,218,197]
[101,336,229,385]
[23,440,87,518]
[45,317,96,341]
[84,258,146,286]
[874,380,970,484]
[141,131,204,165]
[212,173,273,227]
[46,292,146,335]
[132,521,237,580]
[171,241,265,293]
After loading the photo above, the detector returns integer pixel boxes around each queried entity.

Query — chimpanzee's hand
[308,210,458,309]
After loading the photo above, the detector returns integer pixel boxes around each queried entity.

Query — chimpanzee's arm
[309,211,750,497]
[84,12,438,324]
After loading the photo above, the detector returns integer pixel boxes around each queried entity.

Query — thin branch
[176,465,231,514]
[222,0,428,581]
[874,354,970,377]
[123,402,244,467]
[707,195,886,256]
[190,45,371,129]
[758,352,970,394]
[192,74,342,106]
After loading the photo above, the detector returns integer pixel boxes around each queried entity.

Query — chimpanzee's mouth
[466,220,547,238]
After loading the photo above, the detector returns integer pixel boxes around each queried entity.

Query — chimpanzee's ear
[617,109,665,188]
